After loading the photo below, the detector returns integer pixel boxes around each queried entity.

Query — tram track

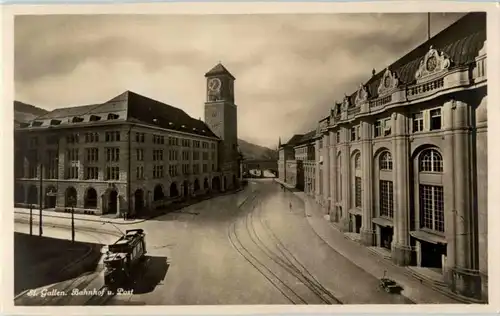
[227,189,343,305]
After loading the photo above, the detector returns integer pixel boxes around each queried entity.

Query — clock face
[208,78,222,92]
[426,56,437,72]
[211,111,218,118]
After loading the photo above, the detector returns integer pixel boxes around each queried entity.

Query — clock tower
[204,63,239,187]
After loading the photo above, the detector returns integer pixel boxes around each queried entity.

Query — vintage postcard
[1,1,498,315]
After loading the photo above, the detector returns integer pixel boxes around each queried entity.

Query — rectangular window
[66,134,79,144]
[202,152,209,160]
[85,132,99,143]
[136,165,144,179]
[379,180,394,218]
[106,166,120,180]
[67,149,79,161]
[30,137,39,147]
[430,108,442,131]
[85,167,99,180]
[336,131,340,143]
[355,177,362,208]
[136,149,144,161]
[412,112,424,133]
[374,120,383,137]
[153,135,165,145]
[67,166,79,179]
[356,125,361,140]
[193,164,199,175]
[203,164,208,173]
[420,185,444,232]
[350,127,356,141]
[106,148,120,162]
[153,165,164,178]
[193,151,200,160]
[46,150,58,179]
[135,132,145,143]
[383,119,392,136]
[86,148,99,163]
[105,131,119,142]
[212,164,215,171]
[153,149,164,161]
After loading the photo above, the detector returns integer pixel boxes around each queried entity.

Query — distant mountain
[238,138,278,161]
[14,101,48,126]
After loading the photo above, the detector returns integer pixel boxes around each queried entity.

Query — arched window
[354,153,361,169]
[379,151,393,170]
[419,149,443,172]
[65,187,77,207]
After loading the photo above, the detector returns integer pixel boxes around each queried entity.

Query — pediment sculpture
[377,68,399,96]
[354,84,368,106]
[415,45,452,81]
[341,95,350,111]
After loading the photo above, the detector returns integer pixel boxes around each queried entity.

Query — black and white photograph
[2,2,497,312]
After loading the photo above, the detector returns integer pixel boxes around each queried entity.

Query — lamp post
[68,196,76,243]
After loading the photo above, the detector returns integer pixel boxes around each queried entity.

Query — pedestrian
[289,202,292,210]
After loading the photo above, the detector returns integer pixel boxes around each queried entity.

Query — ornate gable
[415,46,452,81]
[341,95,351,111]
[377,68,399,96]
[354,84,368,106]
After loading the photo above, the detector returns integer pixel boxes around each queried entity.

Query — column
[340,127,351,232]
[314,139,321,200]
[442,100,456,282]
[475,95,488,301]
[391,111,412,266]
[360,120,375,246]
[329,131,337,222]
[322,133,330,213]
[451,100,481,299]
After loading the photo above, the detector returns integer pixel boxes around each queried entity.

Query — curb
[15,217,123,237]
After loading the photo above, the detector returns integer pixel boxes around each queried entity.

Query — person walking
[289,202,292,210]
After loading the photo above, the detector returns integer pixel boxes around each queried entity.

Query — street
[15,180,413,305]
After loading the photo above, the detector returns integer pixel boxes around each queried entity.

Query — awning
[410,230,447,245]
[372,217,394,227]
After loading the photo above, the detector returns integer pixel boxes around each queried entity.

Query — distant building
[14,63,240,217]
[278,13,487,302]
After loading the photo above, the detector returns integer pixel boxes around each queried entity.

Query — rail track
[227,189,342,304]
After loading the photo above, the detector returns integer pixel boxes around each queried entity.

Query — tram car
[103,229,147,287]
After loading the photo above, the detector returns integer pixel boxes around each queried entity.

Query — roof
[345,12,486,104]
[295,130,317,146]
[15,91,218,138]
[205,63,236,80]
[282,134,304,147]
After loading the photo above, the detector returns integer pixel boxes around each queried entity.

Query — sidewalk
[13,187,247,227]
[273,181,464,304]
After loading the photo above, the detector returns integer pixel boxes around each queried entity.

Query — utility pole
[39,162,43,236]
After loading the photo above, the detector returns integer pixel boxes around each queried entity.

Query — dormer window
[89,115,101,122]
[107,113,119,120]
[193,128,197,131]
[169,122,173,125]
[181,125,186,128]
[50,119,61,126]
[31,121,43,127]
[72,117,84,123]
[202,130,206,133]
[20,122,30,128]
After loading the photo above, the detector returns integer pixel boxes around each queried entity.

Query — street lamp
[29,203,33,235]
[67,196,76,242]
[46,189,57,236]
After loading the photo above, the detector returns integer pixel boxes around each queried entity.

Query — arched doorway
[212,176,221,191]
[45,186,57,208]
[65,187,77,207]
[27,185,38,205]
[153,184,164,201]
[84,187,98,209]
[14,184,24,204]
[183,181,189,197]
[194,179,200,192]
[108,189,118,214]
[134,189,144,213]
[170,182,179,197]
[204,178,209,190]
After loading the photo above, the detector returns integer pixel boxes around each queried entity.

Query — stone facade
[278,13,488,301]
[14,64,240,217]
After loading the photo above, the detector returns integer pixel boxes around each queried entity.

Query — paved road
[99,180,412,305]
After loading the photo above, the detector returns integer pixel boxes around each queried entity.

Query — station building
[278,12,487,301]
[14,63,241,217]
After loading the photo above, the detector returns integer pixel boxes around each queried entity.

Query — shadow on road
[120,255,170,295]
[14,232,104,296]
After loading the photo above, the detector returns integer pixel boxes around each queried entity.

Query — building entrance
[421,241,447,269]
[380,226,393,250]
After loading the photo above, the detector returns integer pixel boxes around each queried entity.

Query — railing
[370,95,392,108]
[347,106,361,115]
[407,77,444,97]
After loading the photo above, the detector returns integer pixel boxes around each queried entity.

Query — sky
[14,12,466,149]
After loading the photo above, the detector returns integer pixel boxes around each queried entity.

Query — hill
[238,138,278,161]
[14,101,48,126]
